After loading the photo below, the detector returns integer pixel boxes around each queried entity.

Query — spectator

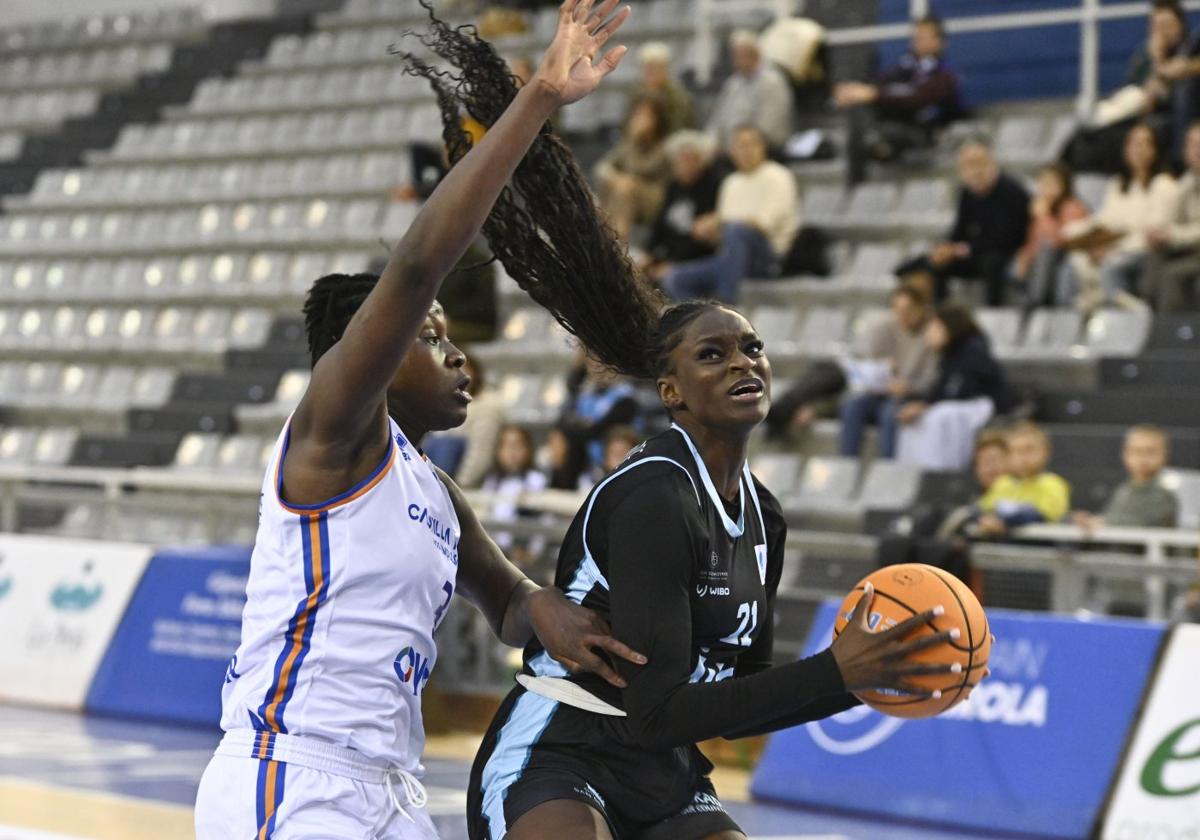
[642,130,724,283]
[544,425,587,492]
[895,302,1013,470]
[1144,120,1200,311]
[661,125,799,303]
[481,424,549,566]
[629,41,695,135]
[1074,425,1180,531]
[1064,0,1200,172]
[834,15,964,186]
[707,29,794,149]
[560,352,641,473]
[1064,122,1177,312]
[836,283,940,458]
[975,421,1071,537]
[896,137,1030,306]
[930,430,1012,540]
[594,96,671,242]
[1017,162,1090,310]
[579,425,643,488]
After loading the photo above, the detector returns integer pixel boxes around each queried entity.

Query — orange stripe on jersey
[262,516,326,730]
[257,760,280,840]
[273,420,397,516]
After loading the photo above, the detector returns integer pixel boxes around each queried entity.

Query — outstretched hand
[533,0,631,106]
[830,584,960,698]
[525,586,647,688]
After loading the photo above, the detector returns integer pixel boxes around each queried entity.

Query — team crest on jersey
[394,646,433,695]
[754,544,768,585]
[395,432,412,461]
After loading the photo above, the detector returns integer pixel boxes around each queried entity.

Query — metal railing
[693,0,1200,115]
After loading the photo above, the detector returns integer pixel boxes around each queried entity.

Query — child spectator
[1018,162,1090,309]
[976,421,1072,536]
[578,425,642,488]
[1074,425,1180,531]
[482,424,549,567]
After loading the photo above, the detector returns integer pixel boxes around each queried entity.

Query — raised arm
[289,0,630,459]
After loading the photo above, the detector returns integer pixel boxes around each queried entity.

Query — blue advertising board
[86,545,251,727]
[751,603,1165,839]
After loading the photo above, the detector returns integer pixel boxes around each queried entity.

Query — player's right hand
[829,584,960,698]
[532,0,630,106]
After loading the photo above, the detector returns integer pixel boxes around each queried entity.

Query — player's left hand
[525,586,647,688]
[532,0,631,106]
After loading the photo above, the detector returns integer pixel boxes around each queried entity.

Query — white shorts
[195,730,438,840]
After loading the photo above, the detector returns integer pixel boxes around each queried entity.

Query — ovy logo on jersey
[394,646,433,695]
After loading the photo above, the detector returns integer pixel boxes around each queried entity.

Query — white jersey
[220,416,461,772]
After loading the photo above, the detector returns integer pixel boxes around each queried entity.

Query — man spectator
[897,137,1030,305]
[976,421,1071,537]
[1145,120,1200,311]
[1074,425,1180,531]
[661,125,799,303]
[834,15,963,185]
[642,130,724,282]
[707,29,794,149]
[836,284,939,458]
[628,41,695,135]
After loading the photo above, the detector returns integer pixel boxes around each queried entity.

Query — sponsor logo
[1140,717,1200,797]
[680,791,725,816]
[754,544,767,585]
[408,503,459,565]
[709,551,719,568]
[49,561,103,612]
[808,704,907,755]
[695,584,730,598]
[394,645,433,695]
[395,432,412,462]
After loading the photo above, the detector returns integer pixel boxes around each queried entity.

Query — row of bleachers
[0,305,272,356]
[0,251,372,305]
[0,89,100,132]
[0,198,391,256]
[187,64,435,116]
[0,42,172,91]
[172,431,274,476]
[494,304,1152,362]
[0,363,174,412]
[0,7,202,56]
[0,426,80,466]
[102,105,443,163]
[16,152,410,209]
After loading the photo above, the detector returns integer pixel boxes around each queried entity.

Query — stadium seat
[1020,308,1083,355]
[33,427,79,466]
[794,456,860,510]
[1161,469,1200,529]
[856,460,922,511]
[749,306,801,354]
[1084,309,1151,357]
[750,453,804,496]
[797,306,850,355]
[0,427,39,465]
[976,307,1022,354]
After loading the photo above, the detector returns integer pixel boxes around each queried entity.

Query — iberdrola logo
[49,560,103,612]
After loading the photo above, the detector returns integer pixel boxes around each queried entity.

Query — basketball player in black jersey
[402,9,965,840]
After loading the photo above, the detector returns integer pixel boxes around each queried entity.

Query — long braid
[392,1,668,380]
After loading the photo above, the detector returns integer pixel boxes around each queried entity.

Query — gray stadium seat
[33,427,79,466]
[794,456,860,510]
[173,433,222,471]
[797,306,850,355]
[751,453,804,495]
[1084,309,1151,357]
[216,434,267,477]
[856,460,921,511]
[844,183,899,227]
[976,308,1023,355]
[0,427,39,465]
[1021,308,1083,355]
[893,178,952,228]
[1161,469,1200,529]
[749,306,801,354]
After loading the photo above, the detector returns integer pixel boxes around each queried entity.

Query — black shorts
[467,685,742,840]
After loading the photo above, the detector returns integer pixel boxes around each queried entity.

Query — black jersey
[523,423,855,747]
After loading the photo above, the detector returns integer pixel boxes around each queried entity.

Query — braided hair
[392,2,732,382]
[302,272,379,367]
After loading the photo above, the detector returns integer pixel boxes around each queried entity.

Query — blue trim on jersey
[671,423,746,538]
[275,422,396,511]
[480,690,560,840]
[255,757,267,828]
[256,511,332,733]
[744,461,767,540]
[528,649,569,678]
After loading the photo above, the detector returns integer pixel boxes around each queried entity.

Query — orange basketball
[833,563,991,718]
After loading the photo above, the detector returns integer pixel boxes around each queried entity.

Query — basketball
[833,563,991,719]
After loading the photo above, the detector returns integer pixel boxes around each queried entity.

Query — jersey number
[720,601,758,647]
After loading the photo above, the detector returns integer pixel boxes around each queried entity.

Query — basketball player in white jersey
[194,3,638,837]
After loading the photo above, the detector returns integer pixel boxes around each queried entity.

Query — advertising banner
[0,535,151,709]
[1101,622,1200,840]
[86,545,250,726]
[751,602,1165,839]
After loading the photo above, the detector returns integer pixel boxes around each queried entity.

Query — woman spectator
[1064,122,1178,311]
[1017,163,1090,309]
[482,424,550,568]
[594,95,671,242]
[895,302,1013,471]
[642,130,725,284]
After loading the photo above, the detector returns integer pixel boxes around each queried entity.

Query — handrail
[694,0,1200,114]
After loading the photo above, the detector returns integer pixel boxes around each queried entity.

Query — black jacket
[923,333,1012,412]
